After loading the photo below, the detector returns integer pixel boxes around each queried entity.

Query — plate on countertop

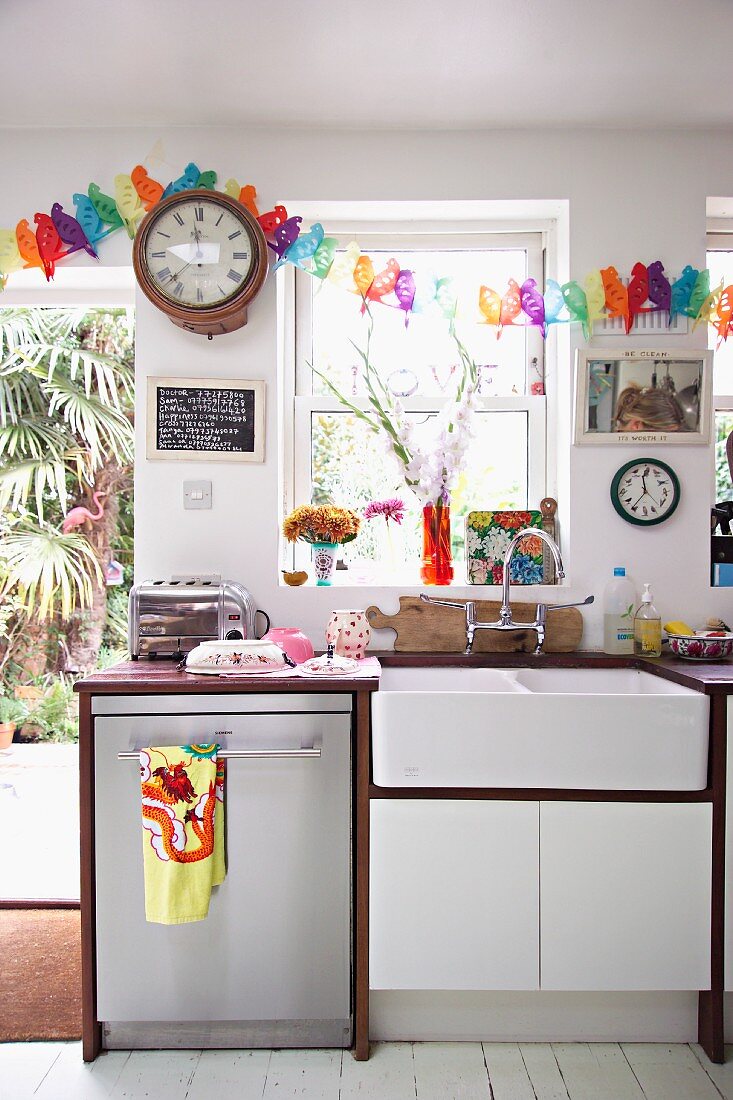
[295,654,381,678]
[294,655,356,673]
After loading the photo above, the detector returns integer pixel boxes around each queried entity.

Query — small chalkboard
[146,377,265,462]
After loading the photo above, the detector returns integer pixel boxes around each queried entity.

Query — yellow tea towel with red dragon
[139,745,225,924]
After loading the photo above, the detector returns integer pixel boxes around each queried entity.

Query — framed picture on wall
[573,348,712,446]
[146,377,265,462]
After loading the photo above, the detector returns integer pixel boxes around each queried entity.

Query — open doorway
[0,305,135,905]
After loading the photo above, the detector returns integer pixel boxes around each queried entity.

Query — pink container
[262,627,314,665]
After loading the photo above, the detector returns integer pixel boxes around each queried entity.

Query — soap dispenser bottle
[633,584,662,657]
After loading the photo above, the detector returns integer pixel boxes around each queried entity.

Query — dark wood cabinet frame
[77,652,729,1065]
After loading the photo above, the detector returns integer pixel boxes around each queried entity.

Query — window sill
[280,566,566,594]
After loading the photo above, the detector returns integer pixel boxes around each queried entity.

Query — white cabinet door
[370,799,539,990]
[541,802,711,991]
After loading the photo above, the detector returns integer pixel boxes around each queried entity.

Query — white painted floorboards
[2,1041,733,1099]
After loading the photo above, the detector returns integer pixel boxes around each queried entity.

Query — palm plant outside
[716,412,733,502]
[0,307,134,704]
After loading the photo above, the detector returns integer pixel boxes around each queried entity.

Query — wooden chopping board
[366,596,583,653]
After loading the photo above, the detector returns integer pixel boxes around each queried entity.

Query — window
[708,239,733,500]
[283,221,548,582]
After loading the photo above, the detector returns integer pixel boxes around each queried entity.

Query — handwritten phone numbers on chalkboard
[156,386,256,453]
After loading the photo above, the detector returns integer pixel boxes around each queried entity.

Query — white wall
[3,125,733,648]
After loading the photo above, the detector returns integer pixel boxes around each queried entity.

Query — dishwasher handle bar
[117,748,321,761]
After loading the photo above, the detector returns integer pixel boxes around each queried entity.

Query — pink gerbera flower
[364,497,405,525]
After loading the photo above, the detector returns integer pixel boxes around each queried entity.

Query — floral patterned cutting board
[466,510,544,585]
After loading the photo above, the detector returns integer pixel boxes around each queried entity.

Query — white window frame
[707,233,733,537]
[708,233,733,411]
[0,265,135,308]
[279,213,550,579]
[293,399,546,543]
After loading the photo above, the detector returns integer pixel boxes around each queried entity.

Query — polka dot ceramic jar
[326,609,371,660]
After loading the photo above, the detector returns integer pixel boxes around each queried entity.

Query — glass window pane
[309,248,531,400]
[310,409,528,566]
[716,411,733,501]
[708,250,733,395]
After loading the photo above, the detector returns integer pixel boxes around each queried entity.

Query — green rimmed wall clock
[610,458,681,526]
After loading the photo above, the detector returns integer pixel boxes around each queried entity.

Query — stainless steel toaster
[128,576,263,659]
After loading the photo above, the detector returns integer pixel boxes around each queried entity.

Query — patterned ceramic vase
[326,609,371,660]
[311,542,338,586]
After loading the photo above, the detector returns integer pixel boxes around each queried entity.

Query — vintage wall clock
[610,457,681,526]
[132,189,269,338]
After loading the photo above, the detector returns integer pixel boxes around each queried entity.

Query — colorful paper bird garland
[2,158,733,342]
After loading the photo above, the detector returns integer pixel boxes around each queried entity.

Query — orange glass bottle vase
[420,501,454,585]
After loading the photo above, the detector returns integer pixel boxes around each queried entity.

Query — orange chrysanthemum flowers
[283,505,361,545]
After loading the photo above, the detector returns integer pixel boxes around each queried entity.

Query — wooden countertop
[75,651,733,695]
[74,660,380,694]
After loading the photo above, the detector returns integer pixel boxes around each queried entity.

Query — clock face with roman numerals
[133,189,269,336]
[142,193,260,309]
[610,458,681,526]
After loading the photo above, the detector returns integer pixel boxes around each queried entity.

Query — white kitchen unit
[93,693,353,1049]
[370,800,539,990]
[370,799,711,993]
[540,801,712,990]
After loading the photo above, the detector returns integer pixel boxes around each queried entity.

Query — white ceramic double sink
[371,667,709,791]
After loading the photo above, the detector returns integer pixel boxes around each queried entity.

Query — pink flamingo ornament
[62,491,106,534]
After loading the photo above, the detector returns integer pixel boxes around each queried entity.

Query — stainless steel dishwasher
[92,692,352,1049]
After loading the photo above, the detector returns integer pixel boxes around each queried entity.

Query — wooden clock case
[132,189,269,338]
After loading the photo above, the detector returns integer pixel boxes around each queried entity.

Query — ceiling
[4,0,733,131]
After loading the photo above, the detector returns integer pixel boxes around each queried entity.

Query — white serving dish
[185,639,289,675]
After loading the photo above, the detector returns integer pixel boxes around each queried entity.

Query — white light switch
[183,480,212,510]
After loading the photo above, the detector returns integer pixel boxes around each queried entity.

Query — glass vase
[311,542,339,586]
[378,517,400,576]
[420,502,453,585]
